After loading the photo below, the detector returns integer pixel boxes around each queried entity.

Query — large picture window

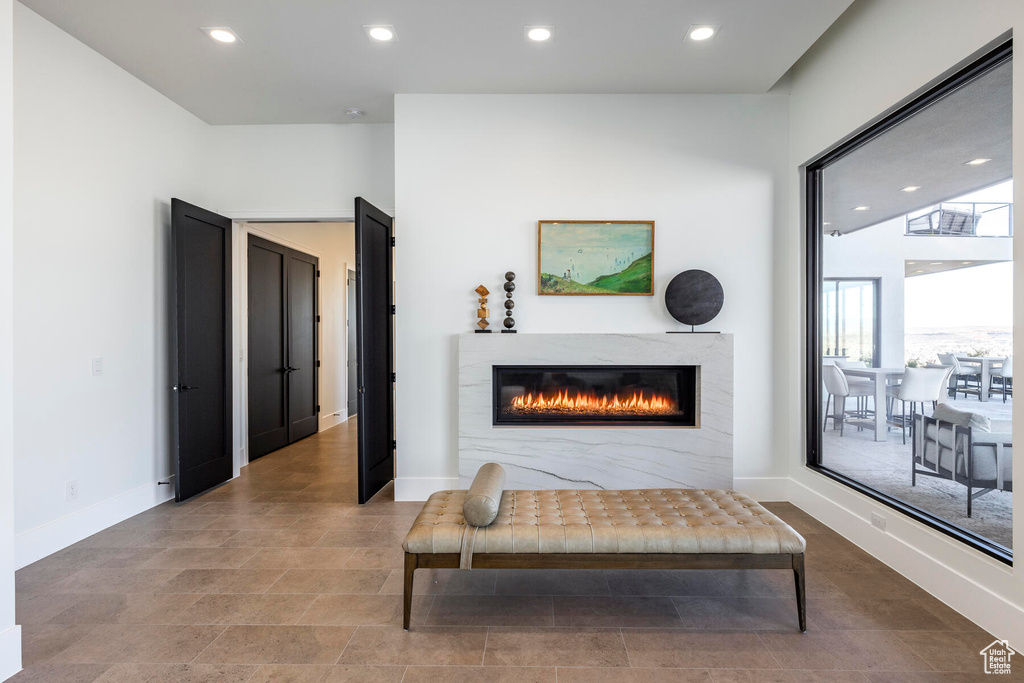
[806,43,1013,563]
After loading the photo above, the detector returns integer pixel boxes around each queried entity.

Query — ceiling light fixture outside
[525,26,554,42]
[685,25,720,41]
[965,158,991,166]
[901,186,920,192]
[364,25,397,41]
[345,108,365,119]
[853,206,869,211]
[202,27,241,44]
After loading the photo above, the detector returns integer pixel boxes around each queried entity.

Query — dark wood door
[171,199,232,502]
[247,236,289,459]
[247,234,319,460]
[355,197,394,504]
[287,250,319,442]
[347,269,358,418]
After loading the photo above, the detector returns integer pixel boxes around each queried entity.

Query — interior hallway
[11,420,1011,682]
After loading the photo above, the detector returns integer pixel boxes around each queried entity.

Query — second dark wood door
[248,234,319,460]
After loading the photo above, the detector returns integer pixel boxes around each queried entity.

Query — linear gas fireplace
[493,365,698,427]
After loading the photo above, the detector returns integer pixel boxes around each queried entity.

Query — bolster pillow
[463,463,506,527]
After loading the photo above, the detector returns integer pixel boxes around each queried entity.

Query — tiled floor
[11,419,1016,682]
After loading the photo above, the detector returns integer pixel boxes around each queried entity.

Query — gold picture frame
[537,220,654,295]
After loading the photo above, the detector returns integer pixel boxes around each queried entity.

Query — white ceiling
[822,60,1012,234]
[17,0,854,124]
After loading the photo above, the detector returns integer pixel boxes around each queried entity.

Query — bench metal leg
[403,552,418,631]
[792,553,807,632]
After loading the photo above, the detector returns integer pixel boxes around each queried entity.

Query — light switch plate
[91,357,103,376]
[871,511,887,532]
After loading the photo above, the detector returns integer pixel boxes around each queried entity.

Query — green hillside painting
[538,221,654,295]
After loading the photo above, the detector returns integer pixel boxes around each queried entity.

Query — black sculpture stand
[501,271,517,333]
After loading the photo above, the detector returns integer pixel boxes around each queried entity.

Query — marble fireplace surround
[458,333,734,490]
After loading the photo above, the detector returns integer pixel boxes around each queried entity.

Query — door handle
[180,384,199,392]
[284,366,301,374]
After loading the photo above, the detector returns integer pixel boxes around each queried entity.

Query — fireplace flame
[509,389,678,415]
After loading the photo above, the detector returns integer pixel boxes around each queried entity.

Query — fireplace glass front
[492,365,698,427]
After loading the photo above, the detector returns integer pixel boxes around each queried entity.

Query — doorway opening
[242,223,356,461]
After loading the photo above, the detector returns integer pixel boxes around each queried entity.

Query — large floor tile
[7,663,111,683]
[299,593,432,626]
[195,625,356,665]
[604,569,725,597]
[483,627,630,667]
[162,568,286,594]
[139,548,259,569]
[266,568,390,594]
[671,596,802,630]
[403,666,556,682]
[758,631,932,671]
[241,547,355,569]
[49,593,201,625]
[557,668,713,683]
[553,596,681,628]
[336,625,487,666]
[172,593,317,625]
[92,663,256,682]
[51,625,225,664]
[622,629,779,669]
[495,569,610,596]
[427,595,553,626]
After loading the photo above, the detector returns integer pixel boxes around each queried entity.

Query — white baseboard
[318,410,348,432]
[790,474,1024,650]
[0,625,21,682]
[394,476,458,502]
[733,476,791,501]
[15,478,175,569]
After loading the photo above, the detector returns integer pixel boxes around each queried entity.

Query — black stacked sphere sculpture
[501,272,517,333]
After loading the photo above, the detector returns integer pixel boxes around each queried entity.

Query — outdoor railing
[905,202,1013,237]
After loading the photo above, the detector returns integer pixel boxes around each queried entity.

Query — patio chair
[888,366,951,444]
[989,357,1013,402]
[822,364,874,437]
[937,353,980,399]
[913,403,1012,517]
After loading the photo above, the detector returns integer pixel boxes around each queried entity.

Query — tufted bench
[402,479,807,631]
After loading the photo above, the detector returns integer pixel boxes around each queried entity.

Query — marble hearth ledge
[458,333,733,491]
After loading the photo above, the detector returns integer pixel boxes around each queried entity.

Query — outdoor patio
[822,393,1012,549]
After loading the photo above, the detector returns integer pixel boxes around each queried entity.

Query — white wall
[11,4,212,567]
[245,222,356,431]
[780,0,1024,646]
[394,94,790,500]
[208,124,395,219]
[10,5,396,571]
[0,0,19,677]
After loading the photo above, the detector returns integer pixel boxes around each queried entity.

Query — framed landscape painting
[538,220,654,295]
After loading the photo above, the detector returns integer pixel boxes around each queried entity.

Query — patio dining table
[839,367,906,441]
[954,355,1004,402]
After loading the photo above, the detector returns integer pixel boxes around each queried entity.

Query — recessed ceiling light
[965,158,991,166]
[930,262,942,265]
[202,27,240,44]
[853,206,870,211]
[686,25,719,41]
[525,26,554,42]
[901,186,920,192]
[915,269,925,273]
[364,25,397,41]
[907,261,916,265]
[961,261,971,264]
[345,108,365,119]
[823,222,831,226]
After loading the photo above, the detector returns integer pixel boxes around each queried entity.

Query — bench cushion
[402,489,805,555]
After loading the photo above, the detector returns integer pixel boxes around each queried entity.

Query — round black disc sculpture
[665,270,724,332]
[502,271,517,333]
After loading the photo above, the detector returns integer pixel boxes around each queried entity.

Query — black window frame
[805,40,1013,565]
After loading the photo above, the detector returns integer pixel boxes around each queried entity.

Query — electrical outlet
[871,511,887,532]
[66,480,79,502]
[91,357,103,376]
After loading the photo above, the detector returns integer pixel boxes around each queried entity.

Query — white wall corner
[319,411,348,432]
[789,474,1024,649]
[0,625,21,682]
[394,477,459,502]
[733,476,792,502]
[15,479,174,569]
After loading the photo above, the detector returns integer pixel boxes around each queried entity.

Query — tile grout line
[754,630,786,670]
[332,623,359,666]
[186,624,229,666]
[619,627,633,668]
[481,625,490,666]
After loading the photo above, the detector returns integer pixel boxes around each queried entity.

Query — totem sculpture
[475,284,491,333]
[502,272,517,333]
